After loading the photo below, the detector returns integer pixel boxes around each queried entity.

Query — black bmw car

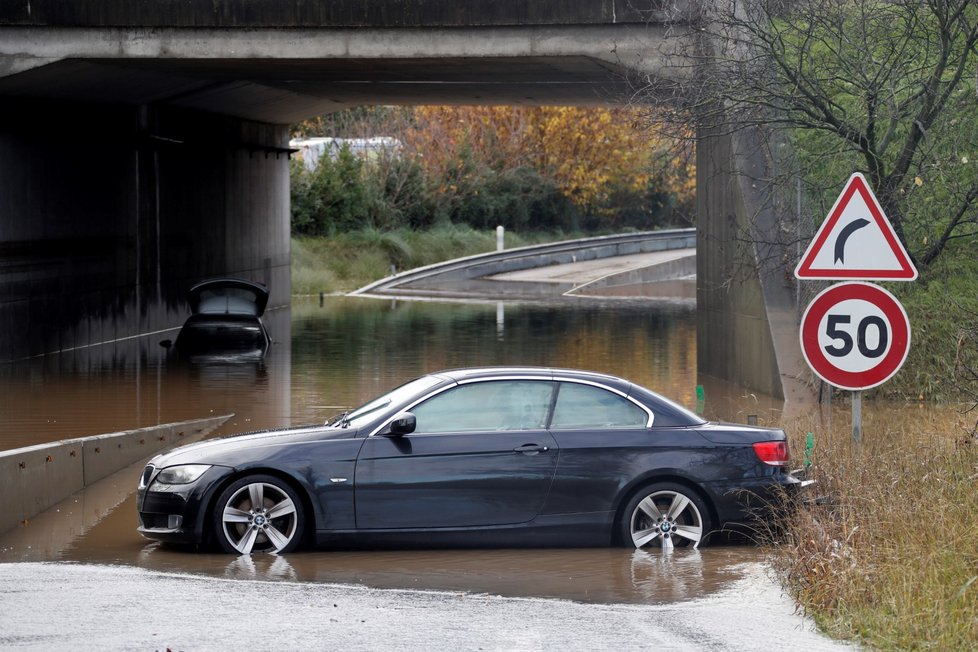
[137,367,807,554]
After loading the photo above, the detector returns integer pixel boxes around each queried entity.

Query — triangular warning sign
[795,172,918,281]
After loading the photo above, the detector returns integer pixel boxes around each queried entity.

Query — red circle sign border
[800,282,911,391]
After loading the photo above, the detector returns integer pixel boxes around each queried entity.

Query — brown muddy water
[0,295,970,606]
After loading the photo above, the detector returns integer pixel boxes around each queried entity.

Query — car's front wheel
[213,475,305,554]
[620,483,711,550]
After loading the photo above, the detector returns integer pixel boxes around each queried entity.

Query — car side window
[550,383,648,429]
[411,380,554,433]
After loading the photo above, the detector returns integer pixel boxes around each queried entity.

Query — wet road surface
[0,562,846,651]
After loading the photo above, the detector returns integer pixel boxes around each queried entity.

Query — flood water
[0,295,969,607]
[0,296,714,449]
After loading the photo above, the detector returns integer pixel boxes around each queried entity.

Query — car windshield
[329,375,445,428]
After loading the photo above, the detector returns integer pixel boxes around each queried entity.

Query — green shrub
[291,144,376,236]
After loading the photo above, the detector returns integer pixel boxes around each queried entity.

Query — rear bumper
[707,470,814,525]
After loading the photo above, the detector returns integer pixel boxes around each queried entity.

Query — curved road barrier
[351,229,695,300]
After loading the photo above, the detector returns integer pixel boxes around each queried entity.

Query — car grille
[139,512,170,529]
[139,464,156,489]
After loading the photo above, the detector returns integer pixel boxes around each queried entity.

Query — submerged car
[174,278,270,356]
[136,367,807,554]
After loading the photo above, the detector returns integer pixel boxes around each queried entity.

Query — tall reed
[773,419,978,648]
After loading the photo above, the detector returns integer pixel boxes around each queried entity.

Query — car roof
[432,366,632,391]
[427,366,704,427]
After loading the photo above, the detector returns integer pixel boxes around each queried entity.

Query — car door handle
[513,443,549,455]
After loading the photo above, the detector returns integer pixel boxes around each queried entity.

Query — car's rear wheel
[214,475,305,554]
[620,483,711,550]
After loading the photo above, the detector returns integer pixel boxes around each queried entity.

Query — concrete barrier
[351,229,695,299]
[0,439,85,536]
[570,251,696,296]
[0,415,231,534]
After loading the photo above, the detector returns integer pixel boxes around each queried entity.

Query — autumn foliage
[290,106,694,235]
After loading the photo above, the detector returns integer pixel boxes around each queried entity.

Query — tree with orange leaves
[403,105,693,220]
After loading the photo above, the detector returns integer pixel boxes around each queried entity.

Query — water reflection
[1,296,699,450]
[221,552,300,582]
[288,296,699,427]
[0,308,293,449]
[125,540,757,605]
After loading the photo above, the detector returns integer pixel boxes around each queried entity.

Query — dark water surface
[0,296,711,449]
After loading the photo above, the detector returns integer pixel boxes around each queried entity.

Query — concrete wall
[695,121,809,403]
[0,415,230,534]
[695,124,783,399]
[0,99,290,361]
[571,252,695,296]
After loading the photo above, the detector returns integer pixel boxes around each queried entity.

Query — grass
[772,417,978,648]
[291,224,586,295]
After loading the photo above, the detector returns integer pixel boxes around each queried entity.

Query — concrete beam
[0,24,686,121]
[0,415,231,534]
[0,0,679,28]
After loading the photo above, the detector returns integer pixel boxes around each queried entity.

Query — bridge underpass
[0,0,805,401]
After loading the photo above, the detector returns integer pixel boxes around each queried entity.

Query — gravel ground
[0,562,848,651]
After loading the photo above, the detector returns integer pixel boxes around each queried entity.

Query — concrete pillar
[695,122,784,399]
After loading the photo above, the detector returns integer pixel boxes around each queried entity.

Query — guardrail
[0,415,231,534]
[351,228,696,299]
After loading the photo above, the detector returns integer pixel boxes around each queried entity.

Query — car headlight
[155,464,212,485]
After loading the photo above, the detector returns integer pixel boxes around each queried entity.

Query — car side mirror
[382,412,416,437]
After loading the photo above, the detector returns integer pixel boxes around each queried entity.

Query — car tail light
[753,441,789,466]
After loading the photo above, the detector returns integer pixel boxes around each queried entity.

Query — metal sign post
[852,391,861,446]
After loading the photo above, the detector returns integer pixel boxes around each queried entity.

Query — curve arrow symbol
[834,218,870,264]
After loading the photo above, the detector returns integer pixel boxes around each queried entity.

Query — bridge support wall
[0,100,290,361]
[696,125,783,398]
[696,120,810,403]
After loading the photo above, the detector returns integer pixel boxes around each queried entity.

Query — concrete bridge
[0,1,803,401]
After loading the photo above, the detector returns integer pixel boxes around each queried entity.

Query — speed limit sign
[800,282,911,390]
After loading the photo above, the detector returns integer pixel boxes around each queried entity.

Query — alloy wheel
[221,481,299,554]
[629,489,704,551]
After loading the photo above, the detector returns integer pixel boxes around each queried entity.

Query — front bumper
[136,465,235,545]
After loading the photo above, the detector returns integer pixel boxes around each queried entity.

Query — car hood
[696,421,786,444]
[149,424,359,468]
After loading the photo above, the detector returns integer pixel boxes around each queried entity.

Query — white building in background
[289,137,402,171]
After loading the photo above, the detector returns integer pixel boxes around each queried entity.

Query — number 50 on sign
[799,282,911,391]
